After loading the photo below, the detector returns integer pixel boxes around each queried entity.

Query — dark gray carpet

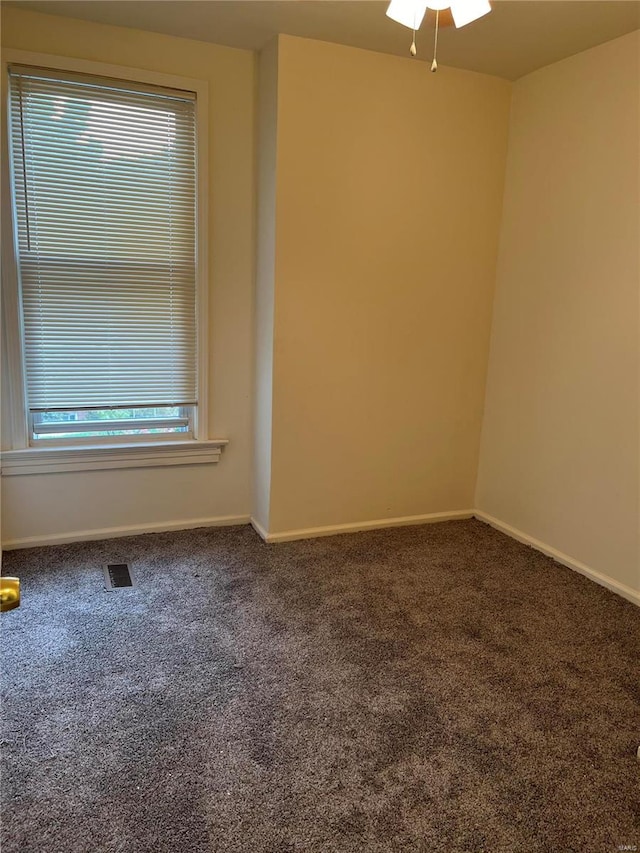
[1,519,639,853]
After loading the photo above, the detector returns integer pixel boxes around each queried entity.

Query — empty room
[1,1,638,851]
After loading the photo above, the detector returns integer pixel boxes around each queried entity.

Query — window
[7,63,201,446]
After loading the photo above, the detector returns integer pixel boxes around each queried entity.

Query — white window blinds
[9,65,197,412]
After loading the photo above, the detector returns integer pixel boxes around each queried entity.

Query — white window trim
[1,50,225,472]
[0,440,228,476]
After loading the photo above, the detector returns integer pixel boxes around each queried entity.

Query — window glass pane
[32,406,190,440]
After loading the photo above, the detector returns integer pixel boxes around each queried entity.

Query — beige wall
[263,36,511,534]
[476,31,640,595]
[0,7,256,544]
[5,7,636,604]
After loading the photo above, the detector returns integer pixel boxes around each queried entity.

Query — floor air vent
[104,563,135,590]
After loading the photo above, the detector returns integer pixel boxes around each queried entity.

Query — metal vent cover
[104,563,135,590]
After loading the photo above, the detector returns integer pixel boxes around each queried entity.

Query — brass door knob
[0,577,20,612]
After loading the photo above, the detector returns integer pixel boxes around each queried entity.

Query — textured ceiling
[5,1,640,80]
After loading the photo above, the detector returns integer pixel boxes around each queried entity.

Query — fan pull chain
[431,9,440,72]
[410,24,417,56]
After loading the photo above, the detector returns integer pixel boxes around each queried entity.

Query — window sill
[1,439,229,476]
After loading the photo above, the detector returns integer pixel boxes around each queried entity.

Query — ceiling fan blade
[450,0,492,28]
[386,0,429,30]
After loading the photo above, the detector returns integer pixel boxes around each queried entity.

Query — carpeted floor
[1,519,638,853]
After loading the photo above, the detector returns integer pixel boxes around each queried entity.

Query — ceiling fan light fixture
[386,0,492,68]
[386,0,429,30]
[450,0,492,28]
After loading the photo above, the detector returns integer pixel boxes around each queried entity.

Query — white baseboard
[2,514,251,550]
[249,509,474,543]
[7,508,635,607]
[474,510,640,607]
[250,517,270,541]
